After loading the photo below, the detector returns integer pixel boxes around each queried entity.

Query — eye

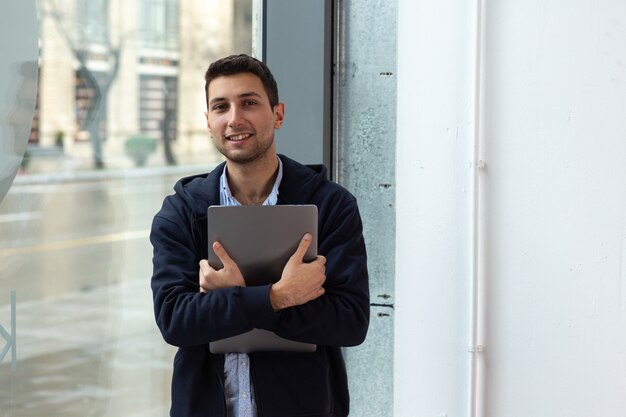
[211,103,227,112]
[243,100,257,106]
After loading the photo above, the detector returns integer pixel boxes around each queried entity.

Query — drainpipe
[469,0,485,416]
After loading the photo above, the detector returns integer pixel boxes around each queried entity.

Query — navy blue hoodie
[150,154,370,417]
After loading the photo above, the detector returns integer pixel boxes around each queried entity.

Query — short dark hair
[204,54,279,108]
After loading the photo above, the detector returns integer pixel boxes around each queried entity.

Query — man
[150,54,369,417]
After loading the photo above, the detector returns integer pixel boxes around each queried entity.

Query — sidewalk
[13,162,214,186]
[13,151,221,186]
[0,279,176,417]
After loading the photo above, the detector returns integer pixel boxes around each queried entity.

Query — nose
[228,106,244,128]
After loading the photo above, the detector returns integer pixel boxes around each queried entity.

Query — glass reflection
[0,0,38,203]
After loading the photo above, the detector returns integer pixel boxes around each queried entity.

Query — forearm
[262,197,371,346]
[263,286,370,346]
[151,214,276,346]
[153,282,275,346]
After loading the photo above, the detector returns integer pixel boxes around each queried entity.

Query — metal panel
[334,0,397,416]
[263,0,332,168]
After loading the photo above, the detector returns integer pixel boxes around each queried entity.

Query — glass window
[140,0,179,50]
[1,0,253,415]
[76,0,108,44]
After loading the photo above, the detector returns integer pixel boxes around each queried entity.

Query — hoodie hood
[172,167,222,215]
[171,154,329,215]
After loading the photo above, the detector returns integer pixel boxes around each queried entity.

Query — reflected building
[35,0,252,168]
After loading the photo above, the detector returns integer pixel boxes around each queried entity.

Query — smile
[226,133,252,142]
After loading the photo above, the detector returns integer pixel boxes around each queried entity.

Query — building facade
[35,0,252,168]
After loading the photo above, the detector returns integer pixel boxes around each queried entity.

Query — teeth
[228,133,250,141]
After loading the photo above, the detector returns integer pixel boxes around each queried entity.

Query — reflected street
[0,167,211,416]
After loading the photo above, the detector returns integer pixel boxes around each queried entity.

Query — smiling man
[150,54,370,417]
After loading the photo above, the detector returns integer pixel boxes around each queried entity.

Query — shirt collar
[219,156,283,206]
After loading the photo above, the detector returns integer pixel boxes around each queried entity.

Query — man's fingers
[309,286,325,302]
[198,260,210,293]
[291,233,312,262]
[199,259,210,275]
[213,241,235,267]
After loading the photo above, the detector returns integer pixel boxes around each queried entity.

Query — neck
[226,153,279,206]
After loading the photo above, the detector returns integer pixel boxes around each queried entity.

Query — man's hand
[199,241,245,293]
[270,233,326,311]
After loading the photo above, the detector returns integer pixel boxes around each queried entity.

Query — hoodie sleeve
[150,201,277,347]
[260,194,370,347]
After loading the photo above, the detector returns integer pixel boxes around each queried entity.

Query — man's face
[205,72,284,165]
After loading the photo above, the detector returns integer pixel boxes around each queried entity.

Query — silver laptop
[207,205,318,353]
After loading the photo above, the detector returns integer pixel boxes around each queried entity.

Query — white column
[395,0,475,416]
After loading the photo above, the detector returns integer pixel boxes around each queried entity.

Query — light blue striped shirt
[218,157,283,417]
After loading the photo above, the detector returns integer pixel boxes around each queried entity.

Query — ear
[273,103,285,129]
[204,111,212,133]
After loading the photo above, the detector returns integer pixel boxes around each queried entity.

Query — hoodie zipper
[191,213,208,261]
[212,355,228,416]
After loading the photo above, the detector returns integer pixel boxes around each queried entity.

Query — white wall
[395,1,626,416]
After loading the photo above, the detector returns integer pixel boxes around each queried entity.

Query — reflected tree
[162,84,177,165]
[42,0,123,169]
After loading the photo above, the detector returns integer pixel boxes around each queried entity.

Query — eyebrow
[209,91,263,105]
